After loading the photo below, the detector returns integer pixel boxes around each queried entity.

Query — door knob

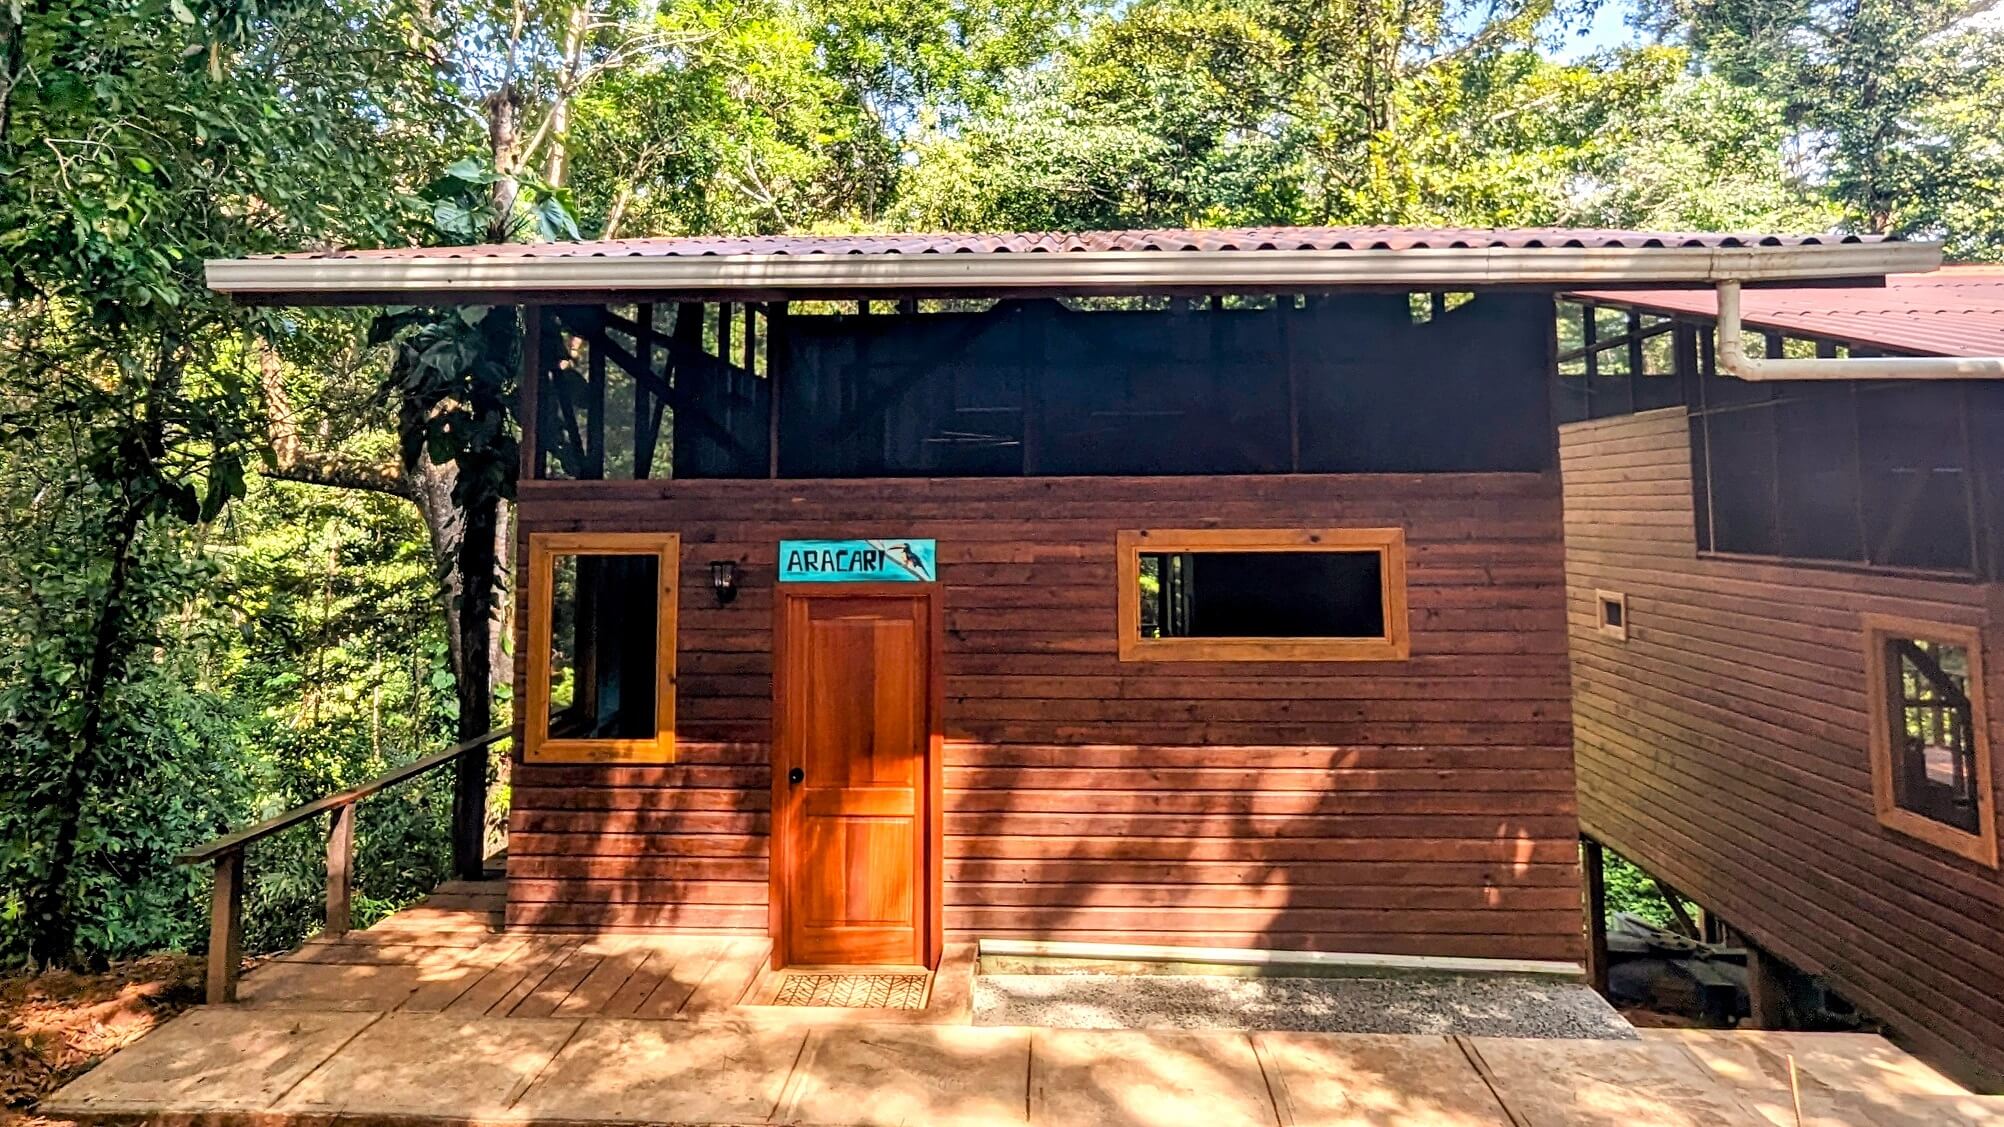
[788,767,804,784]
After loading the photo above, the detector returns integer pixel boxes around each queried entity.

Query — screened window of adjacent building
[1119,529,1408,662]
[1694,379,1979,576]
[1551,300,1687,423]
[1553,299,2004,578]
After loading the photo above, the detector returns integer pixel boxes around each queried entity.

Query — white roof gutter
[1715,279,2004,380]
[206,241,1945,299]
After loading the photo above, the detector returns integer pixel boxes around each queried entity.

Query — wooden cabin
[206,227,1934,976]
[1556,266,2004,1085]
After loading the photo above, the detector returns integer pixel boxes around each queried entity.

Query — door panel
[778,593,932,966]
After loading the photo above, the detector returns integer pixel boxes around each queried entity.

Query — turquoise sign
[779,539,937,583]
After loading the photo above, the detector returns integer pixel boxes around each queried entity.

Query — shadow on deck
[232,878,976,1025]
[39,890,2004,1126]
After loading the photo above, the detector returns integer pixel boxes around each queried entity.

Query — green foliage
[0,352,466,966]
[0,479,252,965]
[1598,846,1678,930]
[552,0,1092,236]
[2,0,440,317]
[0,309,267,965]
[425,156,581,244]
[525,0,1997,243]
[1636,0,2004,250]
[886,2,1845,231]
[563,0,850,235]
[0,0,456,966]
[373,304,522,509]
[203,477,462,951]
[1571,65,1841,231]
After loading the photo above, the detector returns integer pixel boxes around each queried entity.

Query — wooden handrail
[179,727,509,1003]
[177,729,510,864]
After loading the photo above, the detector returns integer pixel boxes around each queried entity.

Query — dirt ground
[1615,1002,1708,1029]
[0,955,204,1123]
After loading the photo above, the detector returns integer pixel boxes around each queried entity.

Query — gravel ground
[973,973,1637,1039]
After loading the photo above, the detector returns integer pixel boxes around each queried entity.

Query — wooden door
[774,588,939,967]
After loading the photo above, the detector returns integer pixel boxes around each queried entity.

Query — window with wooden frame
[1863,615,1996,866]
[526,532,679,763]
[1596,590,1628,641]
[1117,528,1409,662]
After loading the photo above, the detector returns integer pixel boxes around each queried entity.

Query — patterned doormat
[770,973,931,1009]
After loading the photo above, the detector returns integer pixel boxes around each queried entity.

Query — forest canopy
[0,0,1999,968]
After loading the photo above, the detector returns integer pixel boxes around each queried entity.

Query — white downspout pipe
[1714,279,2004,381]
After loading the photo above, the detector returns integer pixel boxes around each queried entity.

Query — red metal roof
[263,225,1890,261]
[1569,266,2004,358]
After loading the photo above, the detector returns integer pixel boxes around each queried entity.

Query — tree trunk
[1,4,26,144]
[401,449,493,878]
[451,485,497,877]
[491,499,513,705]
[543,2,590,188]
[30,336,179,967]
[28,498,146,968]
[403,456,466,684]
[431,82,529,879]
[487,84,522,240]
[259,340,502,875]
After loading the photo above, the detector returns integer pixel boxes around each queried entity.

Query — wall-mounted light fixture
[710,560,740,605]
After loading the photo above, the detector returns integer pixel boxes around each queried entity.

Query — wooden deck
[249,891,762,1020]
[41,887,2004,1126]
[239,880,973,1024]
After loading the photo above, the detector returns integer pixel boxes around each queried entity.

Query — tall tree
[248,0,680,877]
[1636,0,2004,251]
[250,0,625,879]
[889,0,1816,231]
[0,0,449,964]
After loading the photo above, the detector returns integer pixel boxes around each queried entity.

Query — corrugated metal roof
[212,226,1937,303]
[1569,266,2004,358]
[263,225,1890,261]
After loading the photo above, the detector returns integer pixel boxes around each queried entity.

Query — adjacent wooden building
[206,227,1933,978]
[1556,266,2004,1085]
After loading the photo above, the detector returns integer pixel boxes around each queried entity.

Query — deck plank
[445,936,581,1016]
[512,948,603,1018]
[400,935,534,1013]
[634,938,731,1018]
[596,952,667,1018]
[556,943,651,1016]
[682,938,769,1015]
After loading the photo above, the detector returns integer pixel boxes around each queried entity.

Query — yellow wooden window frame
[1863,614,1997,867]
[525,532,679,763]
[1117,528,1410,662]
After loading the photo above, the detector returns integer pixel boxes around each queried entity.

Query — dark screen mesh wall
[774,294,1554,478]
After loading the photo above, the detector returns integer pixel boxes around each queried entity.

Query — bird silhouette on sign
[871,540,934,582]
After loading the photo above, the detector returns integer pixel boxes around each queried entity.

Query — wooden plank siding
[507,472,1582,962]
[1561,406,2004,1086]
